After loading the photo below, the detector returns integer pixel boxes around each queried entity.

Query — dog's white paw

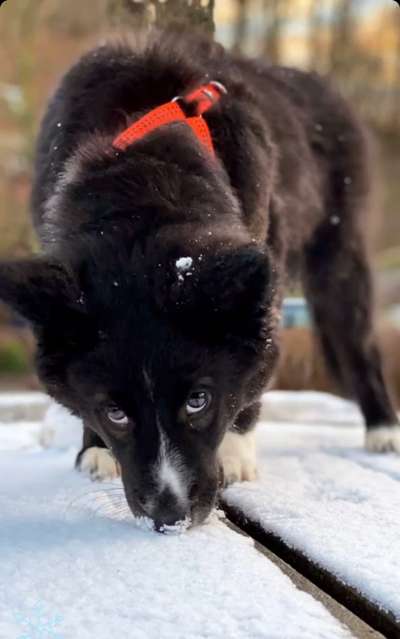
[365,426,400,453]
[219,430,258,486]
[77,447,120,481]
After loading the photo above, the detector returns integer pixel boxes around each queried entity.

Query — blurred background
[0,0,399,403]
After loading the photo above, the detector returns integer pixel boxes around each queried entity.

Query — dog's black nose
[152,488,188,532]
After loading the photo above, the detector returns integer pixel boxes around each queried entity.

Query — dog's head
[1,131,277,528]
[0,243,276,527]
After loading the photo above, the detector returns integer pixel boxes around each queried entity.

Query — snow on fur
[175,256,193,282]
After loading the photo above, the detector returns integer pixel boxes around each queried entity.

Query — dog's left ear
[171,246,272,340]
[0,258,85,335]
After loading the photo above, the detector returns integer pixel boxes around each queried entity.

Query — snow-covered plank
[0,444,353,639]
[0,392,49,407]
[0,420,43,451]
[0,391,49,422]
[223,392,400,635]
[258,391,363,427]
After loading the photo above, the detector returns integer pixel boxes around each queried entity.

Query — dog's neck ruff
[112,81,226,156]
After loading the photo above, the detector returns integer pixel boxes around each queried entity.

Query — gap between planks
[223,503,395,639]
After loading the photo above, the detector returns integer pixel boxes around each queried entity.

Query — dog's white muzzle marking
[155,422,188,507]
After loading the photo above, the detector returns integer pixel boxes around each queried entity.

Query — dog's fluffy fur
[1,31,398,528]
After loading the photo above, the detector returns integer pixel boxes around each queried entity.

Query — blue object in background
[282,298,311,329]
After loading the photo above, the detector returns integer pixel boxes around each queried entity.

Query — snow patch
[0,392,49,407]
[225,392,400,618]
[39,401,82,449]
[259,390,363,425]
[0,442,352,639]
[157,515,192,535]
[3,390,399,630]
[175,256,193,282]
[175,256,193,271]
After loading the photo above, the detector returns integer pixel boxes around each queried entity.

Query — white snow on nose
[155,420,188,507]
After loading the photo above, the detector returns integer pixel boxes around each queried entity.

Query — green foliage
[0,341,30,374]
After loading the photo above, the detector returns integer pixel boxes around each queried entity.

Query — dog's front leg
[75,425,120,481]
[218,403,260,486]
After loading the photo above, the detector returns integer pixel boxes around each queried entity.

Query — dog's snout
[151,488,188,531]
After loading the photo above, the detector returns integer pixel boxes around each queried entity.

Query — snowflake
[176,257,193,272]
[175,256,194,282]
[14,601,64,639]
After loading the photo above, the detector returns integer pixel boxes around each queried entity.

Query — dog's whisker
[90,501,132,520]
[94,499,129,513]
[70,487,124,502]
[63,487,127,519]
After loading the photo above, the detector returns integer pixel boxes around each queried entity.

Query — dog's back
[32,30,370,274]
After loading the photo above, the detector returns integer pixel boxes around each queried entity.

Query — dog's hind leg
[303,220,399,452]
[75,426,120,481]
[219,403,260,485]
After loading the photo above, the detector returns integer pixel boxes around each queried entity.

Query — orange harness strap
[112,81,226,156]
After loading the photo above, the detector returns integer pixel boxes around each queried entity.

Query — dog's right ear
[0,258,85,334]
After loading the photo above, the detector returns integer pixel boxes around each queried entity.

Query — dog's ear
[0,258,85,337]
[170,246,272,340]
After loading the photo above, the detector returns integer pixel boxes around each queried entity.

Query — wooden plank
[224,504,397,639]
[226,520,385,639]
[221,395,400,639]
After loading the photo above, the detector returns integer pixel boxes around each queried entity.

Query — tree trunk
[263,0,284,65]
[308,0,325,71]
[108,0,215,34]
[232,0,248,53]
[329,0,356,79]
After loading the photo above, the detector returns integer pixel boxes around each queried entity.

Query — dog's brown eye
[186,390,211,415]
[106,406,128,425]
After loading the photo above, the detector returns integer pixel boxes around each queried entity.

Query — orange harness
[112,81,226,156]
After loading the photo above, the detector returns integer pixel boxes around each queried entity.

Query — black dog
[1,31,398,530]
